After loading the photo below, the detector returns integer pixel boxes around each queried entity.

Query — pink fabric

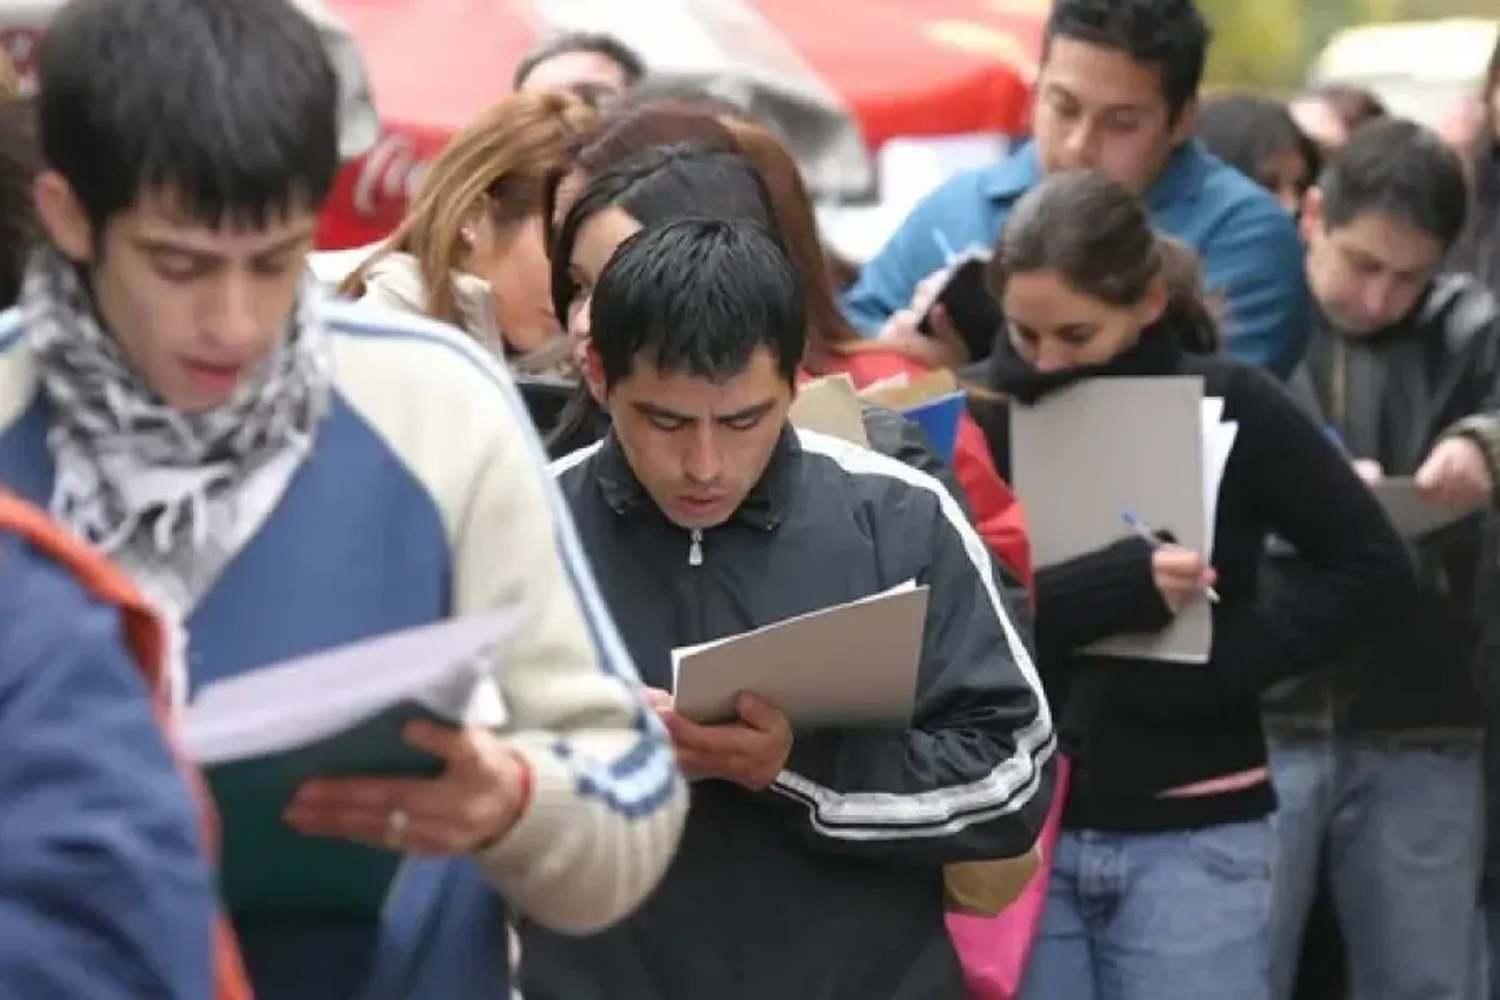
[946,755,1070,1000]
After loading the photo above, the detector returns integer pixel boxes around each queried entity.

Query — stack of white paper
[1201,397,1238,559]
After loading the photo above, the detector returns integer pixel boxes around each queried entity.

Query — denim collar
[981,140,1211,214]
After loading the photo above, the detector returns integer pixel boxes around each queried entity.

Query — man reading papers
[532,219,1053,1000]
[0,1,686,997]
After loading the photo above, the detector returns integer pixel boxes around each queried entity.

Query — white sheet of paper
[1202,415,1238,558]
[671,580,927,725]
[184,608,520,766]
[1012,376,1212,663]
[1372,476,1476,539]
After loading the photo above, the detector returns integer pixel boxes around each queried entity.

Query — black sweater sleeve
[1113,365,1416,722]
[1033,536,1173,666]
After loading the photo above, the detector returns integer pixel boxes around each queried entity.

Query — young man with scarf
[0,0,687,998]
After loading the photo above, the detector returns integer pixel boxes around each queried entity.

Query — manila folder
[672,580,928,726]
[1010,376,1212,663]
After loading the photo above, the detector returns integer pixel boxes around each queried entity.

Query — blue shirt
[841,141,1311,379]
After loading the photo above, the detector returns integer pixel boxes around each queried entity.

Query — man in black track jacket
[521,219,1053,1000]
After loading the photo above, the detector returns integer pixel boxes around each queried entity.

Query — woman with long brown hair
[964,171,1410,1000]
[340,91,595,374]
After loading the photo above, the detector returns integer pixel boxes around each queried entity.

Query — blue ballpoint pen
[1121,510,1221,604]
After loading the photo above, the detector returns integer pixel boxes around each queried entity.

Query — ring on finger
[385,808,409,850]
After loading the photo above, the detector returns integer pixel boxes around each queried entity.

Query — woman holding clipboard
[963,171,1413,1000]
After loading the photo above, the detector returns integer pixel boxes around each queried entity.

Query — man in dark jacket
[523,218,1053,1000]
[1264,119,1498,1000]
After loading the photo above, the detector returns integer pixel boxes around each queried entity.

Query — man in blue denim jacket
[842,0,1310,379]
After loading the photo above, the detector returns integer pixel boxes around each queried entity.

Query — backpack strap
[0,491,254,1000]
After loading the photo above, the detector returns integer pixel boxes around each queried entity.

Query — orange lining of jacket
[0,491,253,1000]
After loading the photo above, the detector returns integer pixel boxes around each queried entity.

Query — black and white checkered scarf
[21,244,331,559]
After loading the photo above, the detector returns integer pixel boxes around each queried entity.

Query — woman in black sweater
[964,172,1413,1000]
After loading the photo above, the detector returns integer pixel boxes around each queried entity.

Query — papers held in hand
[1371,476,1478,539]
[185,609,519,766]
[183,609,520,916]
[1010,377,1238,664]
[671,580,928,726]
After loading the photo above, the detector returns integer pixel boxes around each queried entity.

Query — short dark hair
[1318,118,1468,250]
[37,0,340,231]
[1197,94,1320,193]
[590,218,804,391]
[1043,0,1210,118]
[513,31,645,91]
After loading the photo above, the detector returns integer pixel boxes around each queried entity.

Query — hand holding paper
[1415,437,1493,514]
[285,720,531,856]
[658,692,792,790]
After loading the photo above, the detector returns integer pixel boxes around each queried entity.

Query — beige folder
[671,581,928,725]
[1010,376,1213,663]
[789,374,869,446]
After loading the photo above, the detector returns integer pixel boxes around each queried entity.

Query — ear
[1138,274,1170,328]
[581,340,607,404]
[1299,186,1324,244]
[33,171,96,264]
[1168,97,1199,146]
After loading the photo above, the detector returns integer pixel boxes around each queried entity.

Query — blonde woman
[341,91,595,375]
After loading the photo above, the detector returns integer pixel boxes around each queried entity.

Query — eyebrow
[1044,83,1153,115]
[633,399,775,424]
[131,226,316,261]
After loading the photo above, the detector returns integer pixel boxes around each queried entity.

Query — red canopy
[317,0,1046,248]
[755,0,1045,148]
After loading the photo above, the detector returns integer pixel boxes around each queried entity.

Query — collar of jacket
[594,423,800,531]
[980,139,1210,214]
[1314,272,1498,348]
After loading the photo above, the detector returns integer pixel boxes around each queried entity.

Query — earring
[461,227,476,246]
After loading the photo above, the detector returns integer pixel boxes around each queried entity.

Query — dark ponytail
[1153,234,1220,355]
[989,170,1221,355]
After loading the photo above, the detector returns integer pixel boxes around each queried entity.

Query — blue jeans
[1268,739,1485,1000]
[1019,820,1273,1000]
